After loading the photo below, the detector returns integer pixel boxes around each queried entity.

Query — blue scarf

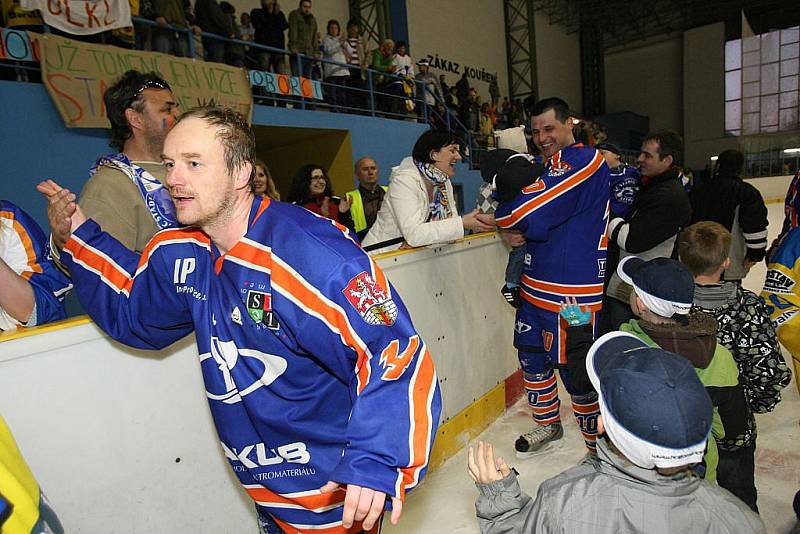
[90,153,179,230]
[414,160,453,221]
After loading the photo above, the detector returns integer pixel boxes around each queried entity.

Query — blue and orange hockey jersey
[0,200,72,330]
[495,144,611,315]
[62,196,442,533]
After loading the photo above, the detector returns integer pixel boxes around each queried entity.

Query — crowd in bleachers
[2,50,800,532]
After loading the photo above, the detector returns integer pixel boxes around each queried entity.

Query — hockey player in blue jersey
[39,107,441,534]
[0,200,72,330]
[492,98,610,458]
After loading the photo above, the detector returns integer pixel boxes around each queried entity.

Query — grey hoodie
[475,439,764,534]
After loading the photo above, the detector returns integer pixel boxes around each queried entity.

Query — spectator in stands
[220,2,245,67]
[250,0,289,74]
[254,159,280,200]
[362,130,494,251]
[239,11,254,41]
[343,18,367,111]
[149,0,199,57]
[601,130,692,333]
[195,0,236,63]
[439,75,450,100]
[479,102,494,147]
[762,225,800,397]
[596,141,640,219]
[0,200,71,331]
[618,256,748,482]
[321,19,349,113]
[346,157,387,240]
[392,41,414,77]
[415,59,443,121]
[468,332,765,533]
[455,71,470,108]
[287,0,318,79]
[489,75,499,108]
[287,164,354,231]
[679,222,791,512]
[47,71,180,256]
[371,39,396,115]
[388,40,414,116]
[459,88,479,132]
[689,150,768,283]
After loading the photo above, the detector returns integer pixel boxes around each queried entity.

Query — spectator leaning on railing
[148,0,200,57]
[287,0,318,78]
[194,0,236,63]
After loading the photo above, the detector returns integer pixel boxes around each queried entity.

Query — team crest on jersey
[343,271,398,326]
[542,331,554,352]
[247,290,280,330]
[547,160,573,177]
[765,270,795,294]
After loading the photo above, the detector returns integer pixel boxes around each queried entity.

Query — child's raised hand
[468,441,512,484]
[560,296,591,326]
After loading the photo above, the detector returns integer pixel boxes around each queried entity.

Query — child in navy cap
[467,331,764,533]
[617,255,749,482]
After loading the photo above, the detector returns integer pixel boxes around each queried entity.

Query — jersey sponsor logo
[546,160,573,177]
[774,309,799,326]
[343,271,398,326]
[598,258,606,279]
[765,270,795,294]
[542,331,554,352]
[524,253,532,266]
[231,306,243,325]
[515,319,532,334]
[173,257,196,284]
[247,290,280,330]
[223,441,310,470]
[202,337,288,404]
[378,335,420,381]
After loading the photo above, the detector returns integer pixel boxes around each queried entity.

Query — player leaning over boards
[492,97,611,457]
[39,107,441,534]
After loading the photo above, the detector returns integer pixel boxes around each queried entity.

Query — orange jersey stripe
[66,237,132,293]
[245,486,345,511]
[1,213,43,274]
[399,346,437,497]
[521,276,604,296]
[270,256,372,393]
[497,152,604,228]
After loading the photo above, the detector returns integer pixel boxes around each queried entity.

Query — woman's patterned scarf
[414,160,453,221]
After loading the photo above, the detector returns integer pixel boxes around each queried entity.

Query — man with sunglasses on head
[51,70,181,258]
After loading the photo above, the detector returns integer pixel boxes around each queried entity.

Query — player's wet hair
[105,70,172,152]
[412,130,462,164]
[176,107,256,189]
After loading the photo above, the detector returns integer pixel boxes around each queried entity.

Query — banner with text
[248,69,323,100]
[36,33,252,128]
[0,27,38,61]
[20,0,131,35]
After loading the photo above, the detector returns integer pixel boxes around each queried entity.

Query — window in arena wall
[725,26,799,136]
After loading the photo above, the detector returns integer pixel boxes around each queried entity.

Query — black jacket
[609,167,692,254]
[250,8,288,49]
[690,174,769,262]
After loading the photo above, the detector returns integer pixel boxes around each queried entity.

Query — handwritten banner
[36,33,252,128]
[0,28,38,61]
[20,0,131,35]
[248,69,323,100]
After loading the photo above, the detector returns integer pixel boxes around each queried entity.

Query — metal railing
[0,18,480,167]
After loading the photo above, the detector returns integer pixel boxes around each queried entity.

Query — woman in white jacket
[362,130,494,251]
[321,19,349,112]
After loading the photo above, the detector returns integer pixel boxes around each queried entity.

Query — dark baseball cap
[586,331,713,469]
[618,256,694,319]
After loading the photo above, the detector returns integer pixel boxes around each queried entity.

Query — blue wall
[0,80,483,229]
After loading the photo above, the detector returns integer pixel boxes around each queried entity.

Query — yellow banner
[35,32,252,128]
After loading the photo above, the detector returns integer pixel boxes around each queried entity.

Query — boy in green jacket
[616,255,749,481]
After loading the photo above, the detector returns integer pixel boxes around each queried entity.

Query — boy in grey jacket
[468,331,765,534]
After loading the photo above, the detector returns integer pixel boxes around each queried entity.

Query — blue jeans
[505,245,526,287]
